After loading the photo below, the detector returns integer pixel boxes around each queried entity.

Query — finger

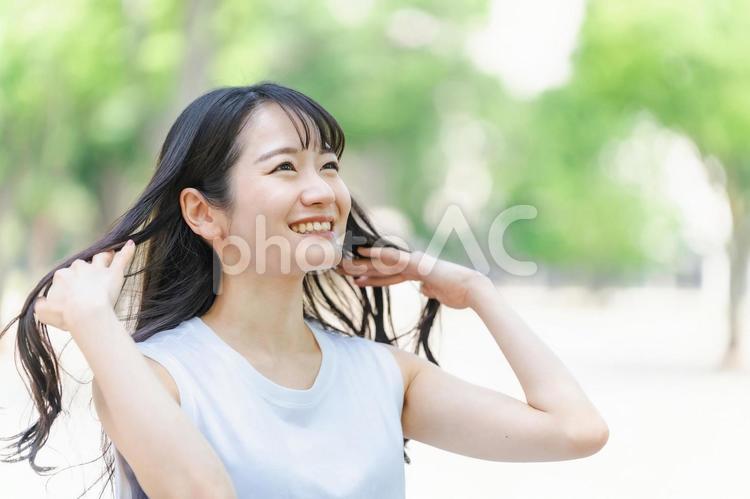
[419,281,436,298]
[337,264,373,275]
[338,258,373,273]
[357,246,413,272]
[338,258,373,274]
[351,267,402,277]
[356,246,398,262]
[353,274,406,288]
[92,250,114,268]
[33,296,45,322]
[70,258,87,269]
[353,275,404,287]
[111,240,136,274]
[51,266,70,283]
[357,245,403,261]
[339,260,400,277]
[34,296,52,324]
[352,249,410,275]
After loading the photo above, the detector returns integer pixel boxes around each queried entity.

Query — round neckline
[190,315,336,408]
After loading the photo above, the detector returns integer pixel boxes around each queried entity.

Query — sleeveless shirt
[112,316,406,498]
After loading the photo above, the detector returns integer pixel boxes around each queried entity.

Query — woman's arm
[467,276,609,446]
[339,246,609,462]
[79,308,237,499]
[385,275,608,462]
[33,242,236,498]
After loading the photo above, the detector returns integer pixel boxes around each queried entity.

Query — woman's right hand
[34,240,136,333]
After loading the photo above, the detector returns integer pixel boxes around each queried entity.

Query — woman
[2,83,608,498]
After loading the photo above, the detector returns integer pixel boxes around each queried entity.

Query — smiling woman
[0,82,439,499]
[1,81,606,499]
[209,100,352,273]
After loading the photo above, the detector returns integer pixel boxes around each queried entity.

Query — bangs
[256,84,346,159]
[277,101,345,159]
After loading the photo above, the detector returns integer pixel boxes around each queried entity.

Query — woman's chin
[292,239,341,272]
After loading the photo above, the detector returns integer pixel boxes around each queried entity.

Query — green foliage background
[1,0,745,288]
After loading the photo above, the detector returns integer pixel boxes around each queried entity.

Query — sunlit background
[1,0,749,497]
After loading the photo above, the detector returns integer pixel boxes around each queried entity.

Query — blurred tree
[0,0,209,302]
[528,0,749,366]
[3,0,740,368]
[247,0,666,280]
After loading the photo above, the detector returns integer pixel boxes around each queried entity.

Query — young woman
[1,83,608,498]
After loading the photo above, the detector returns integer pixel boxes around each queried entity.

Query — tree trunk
[144,0,215,156]
[0,185,10,325]
[722,205,750,370]
[96,165,128,229]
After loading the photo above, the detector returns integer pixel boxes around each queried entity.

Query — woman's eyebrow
[255,146,300,164]
[255,145,336,164]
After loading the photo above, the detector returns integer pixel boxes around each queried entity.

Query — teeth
[290,221,332,234]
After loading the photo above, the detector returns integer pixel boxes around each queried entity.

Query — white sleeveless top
[113,316,406,498]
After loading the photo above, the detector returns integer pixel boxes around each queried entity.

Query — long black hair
[1,82,441,497]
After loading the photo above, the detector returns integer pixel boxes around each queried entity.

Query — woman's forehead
[240,102,326,154]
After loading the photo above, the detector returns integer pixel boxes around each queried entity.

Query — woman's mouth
[288,221,336,240]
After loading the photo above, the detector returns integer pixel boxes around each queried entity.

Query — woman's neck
[200,272,316,356]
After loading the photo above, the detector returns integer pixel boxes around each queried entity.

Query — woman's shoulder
[316,324,409,391]
[311,321,398,354]
[135,317,200,353]
[315,325,375,349]
[132,317,203,417]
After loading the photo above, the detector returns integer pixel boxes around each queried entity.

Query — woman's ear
[179,188,225,241]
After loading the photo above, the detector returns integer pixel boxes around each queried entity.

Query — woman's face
[221,101,351,277]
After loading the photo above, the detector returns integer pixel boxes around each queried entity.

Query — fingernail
[126,239,134,247]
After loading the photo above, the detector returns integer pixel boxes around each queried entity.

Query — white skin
[179,101,352,365]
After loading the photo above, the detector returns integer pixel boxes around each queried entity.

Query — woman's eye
[272,162,295,172]
[272,161,339,173]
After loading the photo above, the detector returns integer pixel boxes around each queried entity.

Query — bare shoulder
[378,343,423,397]
[143,356,181,405]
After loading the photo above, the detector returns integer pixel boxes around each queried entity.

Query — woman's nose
[300,171,336,205]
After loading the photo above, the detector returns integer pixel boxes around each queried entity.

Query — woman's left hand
[334,246,491,309]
